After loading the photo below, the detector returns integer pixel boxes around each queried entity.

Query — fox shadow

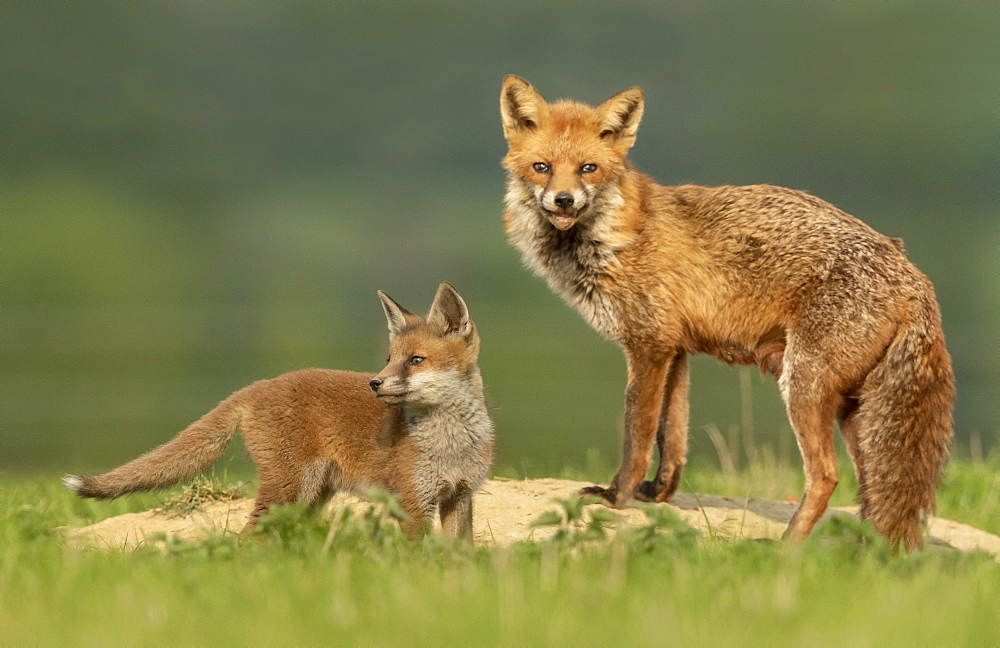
[667,491,857,526]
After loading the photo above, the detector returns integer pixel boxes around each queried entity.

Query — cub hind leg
[240,459,335,534]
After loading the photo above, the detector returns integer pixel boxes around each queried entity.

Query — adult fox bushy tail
[499,75,954,551]
[66,283,494,540]
[851,296,954,548]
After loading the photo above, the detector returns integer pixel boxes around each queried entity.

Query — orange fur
[65,284,494,540]
[501,75,954,551]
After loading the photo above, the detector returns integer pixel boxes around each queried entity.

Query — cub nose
[554,192,574,209]
[368,377,383,392]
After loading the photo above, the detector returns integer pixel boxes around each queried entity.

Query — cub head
[369,283,480,407]
[500,75,644,232]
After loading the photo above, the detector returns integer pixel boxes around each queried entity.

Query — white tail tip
[62,475,83,493]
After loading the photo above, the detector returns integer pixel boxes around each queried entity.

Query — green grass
[159,476,247,517]
[2,458,998,646]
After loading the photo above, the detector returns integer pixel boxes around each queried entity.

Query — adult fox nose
[369,377,383,392]
[554,192,574,209]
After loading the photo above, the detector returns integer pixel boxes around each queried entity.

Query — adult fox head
[500,75,644,232]
[369,283,481,407]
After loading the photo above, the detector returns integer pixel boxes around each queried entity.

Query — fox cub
[65,283,494,540]
[500,75,954,551]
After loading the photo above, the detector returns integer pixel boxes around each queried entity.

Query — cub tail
[64,395,244,500]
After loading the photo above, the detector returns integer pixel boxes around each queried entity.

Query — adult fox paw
[634,479,675,503]
[579,485,626,508]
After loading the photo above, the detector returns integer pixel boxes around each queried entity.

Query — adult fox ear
[596,86,644,151]
[501,75,546,141]
[377,291,416,338]
[427,282,473,338]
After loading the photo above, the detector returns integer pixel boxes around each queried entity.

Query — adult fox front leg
[636,351,690,504]
[582,346,676,506]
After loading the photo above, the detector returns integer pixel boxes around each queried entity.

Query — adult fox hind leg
[780,374,842,541]
[837,398,870,508]
[635,352,690,503]
[582,349,673,507]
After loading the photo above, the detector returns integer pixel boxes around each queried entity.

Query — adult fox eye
[409,356,424,365]
[580,163,597,173]
[532,162,550,174]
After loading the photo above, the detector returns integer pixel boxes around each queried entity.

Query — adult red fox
[500,75,953,551]
[65,283,494,540]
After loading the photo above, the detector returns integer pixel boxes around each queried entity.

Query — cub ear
[427,282,473,337]
[596,86,644,151]
[377,290,416,338]
[500,75,547,141]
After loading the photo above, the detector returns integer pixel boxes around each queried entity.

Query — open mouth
[374,391,409,403]
[546,211,578,230]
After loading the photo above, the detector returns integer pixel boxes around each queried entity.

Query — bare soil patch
[66,478,1000,560]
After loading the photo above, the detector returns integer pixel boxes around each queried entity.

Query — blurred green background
[3,2,997,477]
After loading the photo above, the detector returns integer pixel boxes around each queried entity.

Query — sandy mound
[65,478,1000,560]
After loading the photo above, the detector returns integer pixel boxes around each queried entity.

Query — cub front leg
[394,482,434,540]
[581,349,673,508]
[439,490,474,541]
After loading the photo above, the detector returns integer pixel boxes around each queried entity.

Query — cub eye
[408,356,425,366]
[385,357,391,364]
[580,163,597,174]
[532,162,550,174]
